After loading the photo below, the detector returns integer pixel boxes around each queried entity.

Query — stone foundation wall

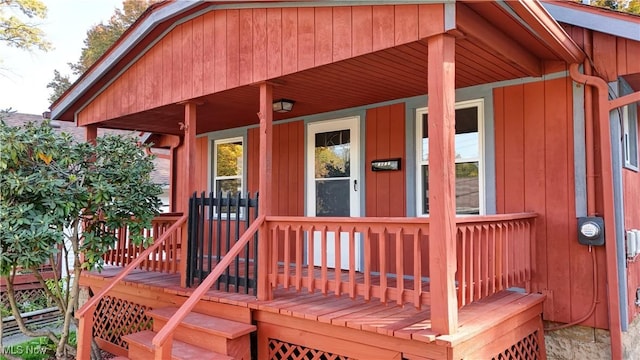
[545,315,640,359]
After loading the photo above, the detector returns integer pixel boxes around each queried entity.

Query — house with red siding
[49,1,639,359]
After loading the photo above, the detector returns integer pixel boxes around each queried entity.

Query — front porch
[76,209,543,359]
[81,265,545,360]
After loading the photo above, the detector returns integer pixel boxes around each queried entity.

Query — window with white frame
[213,137,244,197]
[416,99,485,215]
[621,103,639,170]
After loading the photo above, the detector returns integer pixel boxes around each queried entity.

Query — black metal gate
[186,191,259,294]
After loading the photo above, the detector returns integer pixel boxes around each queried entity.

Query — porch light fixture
[272,99,295,113]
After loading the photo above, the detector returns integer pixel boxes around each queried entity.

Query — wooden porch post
[257,83,273,301]
[180,101,197,287]
[85,125,97,145]
[427,33,458,335]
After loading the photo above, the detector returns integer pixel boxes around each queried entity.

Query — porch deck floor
[83,267,544,347]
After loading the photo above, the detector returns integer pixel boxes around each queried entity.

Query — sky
[0,0,123,115]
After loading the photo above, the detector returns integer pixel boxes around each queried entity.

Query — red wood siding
[247,121,304,217]
[77,5,445,127]
[624,107,640,321]
[562,25,640,82]
[365,103,406,217]
[365,104,412,274]
[494,75,609,329]
[173,136,209,213]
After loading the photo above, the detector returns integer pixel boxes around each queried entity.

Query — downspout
[569,63,640,360]
[583,35,596,216]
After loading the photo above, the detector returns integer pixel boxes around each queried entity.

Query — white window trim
[415,98,486,216]
[622,104,639,171]
[212,136,245,218]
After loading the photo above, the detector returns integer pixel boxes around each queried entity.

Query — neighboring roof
[2,113,170,186]
[542,0,640,41]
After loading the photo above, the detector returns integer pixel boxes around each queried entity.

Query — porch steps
[122,307,256,360]
[123,331,233,360]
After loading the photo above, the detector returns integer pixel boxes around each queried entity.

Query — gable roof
[50,0,585,124]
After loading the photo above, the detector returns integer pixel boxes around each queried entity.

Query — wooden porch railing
[266,217,431,307]
[75,214,188,360]
[102,213,183,273]
[265,213,536,309]
[456,213,536,307]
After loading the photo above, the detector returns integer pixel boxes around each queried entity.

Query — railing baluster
[284,225,291,289]
[307,225,315,293]
[379,227,388,304]
[489,224,496,294]
[216,192,222,290]
[244,193,251,294]
[334,226,342,297]
[296,225,303,292]
[395,228,404,306]
[271,226,279,289]
[234,192,241,291]
[414,228,422,309]
[364,227,371,302]
[207,192,215,280]
[321,226,328,295]
[458,226,466,306]
[224,192,232,292]
[349,226,356,299]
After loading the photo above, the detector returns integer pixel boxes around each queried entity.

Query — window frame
[621,103,639,171]
[415,98,486,216]
[211,136,245,218]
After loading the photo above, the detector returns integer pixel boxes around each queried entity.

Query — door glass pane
[316,179,350,216]
[421,162,479,215]
[315,130,350,178]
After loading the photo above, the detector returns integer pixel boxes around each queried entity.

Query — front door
[306,117,361,270]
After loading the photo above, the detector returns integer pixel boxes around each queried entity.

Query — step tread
[148,307,256,339]
[123,330,233,360]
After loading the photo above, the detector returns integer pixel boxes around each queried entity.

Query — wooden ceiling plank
[456,4,542,77]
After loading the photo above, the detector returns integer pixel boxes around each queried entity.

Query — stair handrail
[151,215,266,359]
[76,214,188,318]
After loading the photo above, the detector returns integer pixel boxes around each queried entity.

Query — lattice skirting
[491,330,541,360]
[269,338,352,360]
[93,295,153,350]
[0,287,47,309]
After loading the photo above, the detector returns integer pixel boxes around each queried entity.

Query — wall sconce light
[272,99,295,113]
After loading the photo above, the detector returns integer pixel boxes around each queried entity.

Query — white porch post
[427,33,458,335]
[257,83,273,301]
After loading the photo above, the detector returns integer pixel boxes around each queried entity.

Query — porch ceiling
[101,37,537,135]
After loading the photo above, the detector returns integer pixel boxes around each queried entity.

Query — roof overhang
[543,0,640,42]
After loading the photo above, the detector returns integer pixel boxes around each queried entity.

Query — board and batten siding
[247,121,305,217]
[77,4,446,126]
[365,104,420,275]
[624,127,640,320]
[494,75,609,329]
[562,24,640,82]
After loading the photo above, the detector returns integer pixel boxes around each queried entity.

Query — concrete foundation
[545,315,640,359]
